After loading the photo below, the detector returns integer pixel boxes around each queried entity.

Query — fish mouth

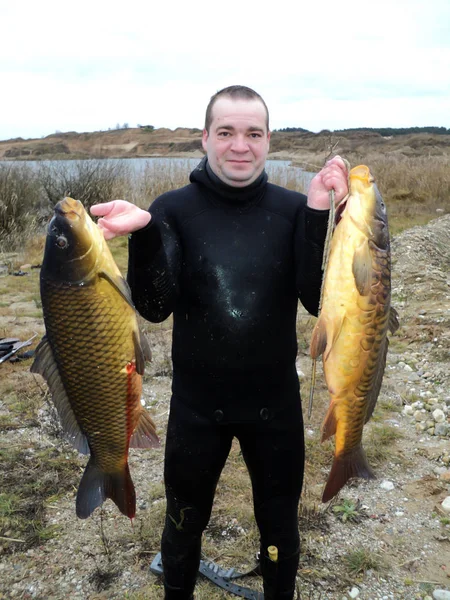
[55,197,84,222]
[349,165,375,185]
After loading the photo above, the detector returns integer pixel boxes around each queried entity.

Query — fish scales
[41,278,140,473]
[310,165,399,502]
[32,197,159,520]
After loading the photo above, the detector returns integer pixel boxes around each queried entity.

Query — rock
[380,480,395,491]
[435,423,450,437]
[441,497,450,514]
[433,409,446,423]
[433,590,450,600]
[404,364,414,372]
[414,410,427,422]
[348,588,360,599]
[403,405,414,416]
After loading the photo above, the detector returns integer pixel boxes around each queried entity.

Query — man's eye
[218,131,230,137]
[250,133,262,139]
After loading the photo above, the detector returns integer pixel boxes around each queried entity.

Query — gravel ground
[0,215,449,600]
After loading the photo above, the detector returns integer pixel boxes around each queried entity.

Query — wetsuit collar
[190,157,268,207]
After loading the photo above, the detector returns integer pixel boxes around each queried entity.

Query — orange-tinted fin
[321,402,337,442]
[388,306,399,334]
[130,409,160,449]
[352,240,372,296]
[31,336,89,455]
[76,458,136,519]
[322,445,375,503]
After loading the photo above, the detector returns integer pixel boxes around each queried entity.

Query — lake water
[1,157,315,192]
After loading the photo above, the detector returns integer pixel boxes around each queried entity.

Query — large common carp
[31,197,159,519]
[310,165,399,502]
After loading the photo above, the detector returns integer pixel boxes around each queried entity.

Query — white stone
[403,405,414,416]
[411,401,424,410]
[441,497,450,514]
[433,590,450,600]
[404,364,414,372]
[433,409,446,423]
[380,480,395,491]
[414,410,427,422]
[348,588,360,599]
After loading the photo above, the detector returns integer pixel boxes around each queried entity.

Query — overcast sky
[2,0,449,140]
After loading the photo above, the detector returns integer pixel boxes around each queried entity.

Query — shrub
[38,159,131,211]
[0,163,41,241]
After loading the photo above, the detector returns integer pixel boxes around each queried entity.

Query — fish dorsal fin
[364,336,389,424]
[352,240,372,296]
[130,409,159,449]
[30,336,89,455]
[98,270,135,307]
[388,306,400,334]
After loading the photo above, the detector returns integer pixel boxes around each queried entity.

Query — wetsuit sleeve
[295,204,329,316]
[127,197,181,322]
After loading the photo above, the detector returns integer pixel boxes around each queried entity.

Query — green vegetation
[332,498,367,523]
[343,547,385,575]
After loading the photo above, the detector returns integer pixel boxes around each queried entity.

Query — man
[92,85,348,600]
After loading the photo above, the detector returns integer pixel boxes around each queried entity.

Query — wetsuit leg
[161,397,233,599]
[237,404,305,600]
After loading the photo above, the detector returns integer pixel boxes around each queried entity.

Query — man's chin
[222,169,257,187]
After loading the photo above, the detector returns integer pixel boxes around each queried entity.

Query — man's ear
[202,128,209,153]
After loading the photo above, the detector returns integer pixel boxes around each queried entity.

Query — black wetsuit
[127,158,328,600]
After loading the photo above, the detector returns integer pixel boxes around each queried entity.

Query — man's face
[202,97,270,187]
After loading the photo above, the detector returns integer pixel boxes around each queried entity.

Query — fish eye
[56,235,68,249]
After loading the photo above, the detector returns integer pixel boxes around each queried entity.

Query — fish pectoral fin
[76,458,136,519]
[310,317,327,359]
[30,336,89,455]
[321,402,337,442]
[139,328,152,363]
[98,270,135,307]
[364,336,389,424]
[130,409,160,449]
[352,239,372,296]
[132,329,152,375]
[388,306,400,334]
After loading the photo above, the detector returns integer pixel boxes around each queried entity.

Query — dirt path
[0,216,449,600]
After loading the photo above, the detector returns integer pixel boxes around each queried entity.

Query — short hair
[204,85,270,133]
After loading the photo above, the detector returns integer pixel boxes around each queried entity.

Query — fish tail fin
[76,458,136,519]
[322,445,375,503]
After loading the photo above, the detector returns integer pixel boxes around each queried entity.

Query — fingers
[321,156,348,205]
[90,201,118,217]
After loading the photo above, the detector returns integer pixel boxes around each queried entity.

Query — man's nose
[230,135,248,152]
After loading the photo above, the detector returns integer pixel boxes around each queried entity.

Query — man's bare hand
[90,200,151,240]
[307,156,349,210]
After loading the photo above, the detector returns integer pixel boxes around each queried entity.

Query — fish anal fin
[310,317,327,359]
[130,409,159,449]
[388,306,400,334]
[76,458,136,519]
[321,403,337,442]
[322,445,375,503]
[31,336,89,455]
[352,240,372,295]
